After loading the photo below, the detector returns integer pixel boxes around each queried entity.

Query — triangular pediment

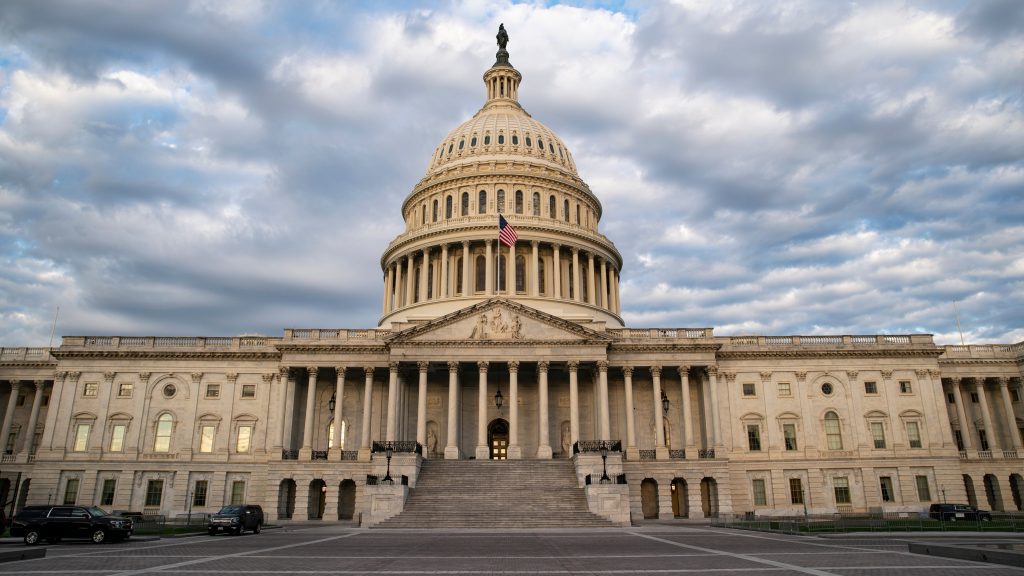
[386,298,612,344]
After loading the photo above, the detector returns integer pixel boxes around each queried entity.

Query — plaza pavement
[0,524,1022,575]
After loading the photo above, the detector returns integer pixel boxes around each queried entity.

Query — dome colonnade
[379,35,623,328]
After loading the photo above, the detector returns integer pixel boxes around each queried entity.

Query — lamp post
[494,388,503,411]
[661,392,670,415]
[328,393,336,413]
[599,442,611,484]
[383,444,394,484]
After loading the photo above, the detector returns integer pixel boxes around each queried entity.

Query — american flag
[498,214,518,247]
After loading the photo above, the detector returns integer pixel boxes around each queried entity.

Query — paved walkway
[1,524,1022,575]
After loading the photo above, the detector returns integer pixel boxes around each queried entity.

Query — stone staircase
[374,459,616,528]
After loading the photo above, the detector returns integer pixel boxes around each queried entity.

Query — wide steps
[374,460,614,529]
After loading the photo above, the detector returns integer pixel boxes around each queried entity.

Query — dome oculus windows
[498,134,505,145]
[484,134,491,145]
[511,134,519,145]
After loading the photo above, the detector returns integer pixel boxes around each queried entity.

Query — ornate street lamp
[328,393,336,413]
[661,391,670,415]
[494,388,504,411]
[383,443,394,484]
[599,442,611,484]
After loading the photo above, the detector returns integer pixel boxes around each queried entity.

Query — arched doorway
[641,478,659,519]
[671,478,688,518]
[701,477,719,518]
[278,479,296,520]
[338,480,357,520]
[488,419,509,460]
[1010,474,1024,512]
[308,479,326,519]
[963,475,977,507]
[983,474,1004,511]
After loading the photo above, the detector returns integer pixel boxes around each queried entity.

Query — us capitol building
[1,28,1022,526]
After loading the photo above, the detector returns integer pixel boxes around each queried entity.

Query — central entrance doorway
[488,419,509,460]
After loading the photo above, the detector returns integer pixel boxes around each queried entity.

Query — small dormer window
[484,134,491,145]
[471,136,477,147]
[511,134,519,145]
[549,143,554,154]
[458,139,465,150]
[498,134,505,145]
[526,136,532,147]
[537,138,544,150]
[447,143,453,154]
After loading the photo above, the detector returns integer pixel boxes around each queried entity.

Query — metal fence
[712,512,1024,533]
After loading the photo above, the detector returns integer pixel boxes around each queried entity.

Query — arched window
[532,192,540,216]
[445,196,453,219]
[563,199,570,222]
[575,204,580,224]
[538,138,544,151]
[432,199,438,222]
[538,258,546,294]
[421,204,426,225]
[155,413,173,453]
[526,136,532,147]
[498,134,505,145]
[580,262,588,301]
[548,196,556,219]
[478,190,487,214]
[475,255,486,291]
[497,190,505,214]
[471,136,477,147]
[461,192,469,216]
[515,255,526,293]
[568,262,575,298]
[427,263,434,299]
[515,190,523,214]
[512,134,519,145]
[824,412,843,450]
[458,139,464,150]
[447,143,453,155]
[456,257,463,295]
[414,266,421,303]
[484,133,491,145]
[328,420,347,449]
[496,254,507,291]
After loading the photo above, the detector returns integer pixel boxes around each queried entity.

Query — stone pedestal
[585,484,631,526]
[361,484,408,527]
[655,446,669,460]
[536,445,553,459]
[444,446,461,460]
[507,445,522,459]
[475,445,490,460]
[357,447,373,462]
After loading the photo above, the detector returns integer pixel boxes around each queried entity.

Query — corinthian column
[568,360,580,447]
[651,367,666,457]
[332,367,346,453]
[445,362,460,459]
[537,361,552,458]
[975,377,999,451]
[419,248,429,302]
[530,241,539,296]
[301,367,318,453]
[20,381,45,458]
[475,361,490,459]
[999,378,1023,450]
[679,366,694,450]
[597,361,610,439]
[440,244,449,298]
[386,363,399,441]
[461,241,470,296]
[360,367,374,451]
[508,361,521,459]
[485,241,494,295]
[571,248,581,302]
[599,258,608,309]
[586,252,596,304]
[552,244,562,299]
[416,361,429,447]
[405,255,415,305]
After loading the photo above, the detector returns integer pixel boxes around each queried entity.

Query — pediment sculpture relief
[469,309,523,340]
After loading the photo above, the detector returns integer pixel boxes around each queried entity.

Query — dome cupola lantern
[485,23,522,105]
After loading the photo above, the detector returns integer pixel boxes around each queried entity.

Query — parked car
[928,503,992,521]
[11,505,133,545]
[207,504,263,535]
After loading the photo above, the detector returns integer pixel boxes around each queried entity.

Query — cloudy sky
[1,0,1022,347]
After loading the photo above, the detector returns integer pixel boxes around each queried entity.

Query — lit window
[777,382,791,396]
[824,412,843,450]
[915,476,931,501]
[833,477,851,504]
[789,478,804,504]
[154,414,173,452]
[906,422,922,448]
[63,478,80,505]
[236,426,252,453]
[101,479,116,506]
[548,196,556,219]
[461,192,469,216]
[231,481,246,505]
[747,425,761,451]
[870,421,886,449]
[206,384,220,399]
[193,480,208,507]
[83,382,98,398]
[899,380,912,394]
[752,479,767,506]
[110,424,126,452]
[497,190,505,213]
[532,192,540,216]
[515,190,523,214]
[117,382,133,398]
[74,424,91,452]
[241,384,256,399]
[200,425,216,453]
[145,480,163,507]
[445,195,453,219]
[478,190,487,214]
[864,381,877,394]
[880,476,894,502]
[783,423,798,451]
[742,383,756,396]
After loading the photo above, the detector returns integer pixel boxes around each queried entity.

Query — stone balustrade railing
[606,328,713,340]
[0,347,55,362]
[721,334,931,347]
[940,343,1024,359]
[284,329,392,342]
[60,336,279,351]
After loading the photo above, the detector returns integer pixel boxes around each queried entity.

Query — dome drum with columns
[379,35,623,328]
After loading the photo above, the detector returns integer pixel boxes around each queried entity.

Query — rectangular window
[833,477,851,504]
[101,479,116,506]
[954,429,965,451]
[236,426,252,453]
[789,478,804,504]
[864,381,878,394]
[241,384,256,399]
[947,392,956,404]
[117,382,133,398]
[971,392,979,403]
[747,425,761,451]
[906,422,922,448]
[110,424,126,452]
[200,425,216,453]
[783,423,798,451]
[742,383,756,396]
[777,382,791,396]
[899,380,912,394]
[979,429,989,451]
[63,478,79,505]
[879,476,894,502]
[915,476,931,501]
[205,384,220,399]
[83,382,98,397]
[145,480,163,507]
[74,424,91,452]
[870,422,886,449]
[752,479,767,506]
[230,481,245,505]
[193,480,208,507]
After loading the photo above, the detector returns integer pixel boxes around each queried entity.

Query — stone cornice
[609,343,722,353]
[51,350,282,361]
[938,358,1022,368]
[718,348,944,360]
[275,344,388,354]
[0,360,57,368]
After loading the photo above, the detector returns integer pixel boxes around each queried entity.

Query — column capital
[552,242,561,250]
[388,362,400,372]
[915,369,929,379]
[530,239,539,247]
[929,369,942,378]
[880,369,893,381]
[364,366,376,377]
[447,361,459,373]
[759,371,772,384]
[596,360,609,372]
[138,372,151,385]
[570,246,579,255]
[462,240,470,248]
[306,367,319,378]
[677,365,690,376]
[6,381,20,391]
[261,373,274,384]
[846,370,859,381]
[335,366,348,377]
[537,360,549,373]
[795,371,807,383]
[508,360,520,373]
[103,371,115,384]
[723,372,737,383]
[567,360,580,372]
[279,367,291,380]
[707,365,719,377]
[650,365,661,377]
[67,371,81,384]
[974,376,987,389]
[191,372,204,385]
[54,371,67,381]
[417,361,430,373]
[997,376,1010,388]
[226,373,238,384]
[32,379,45,389]
[477,360,489,373]
[622,366,634,377]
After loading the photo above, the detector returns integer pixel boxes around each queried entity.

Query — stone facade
[0,32,1022,525]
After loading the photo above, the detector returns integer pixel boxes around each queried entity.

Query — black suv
[928,503,993,521]
[207,504,263,535]
[11,505,133,545]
